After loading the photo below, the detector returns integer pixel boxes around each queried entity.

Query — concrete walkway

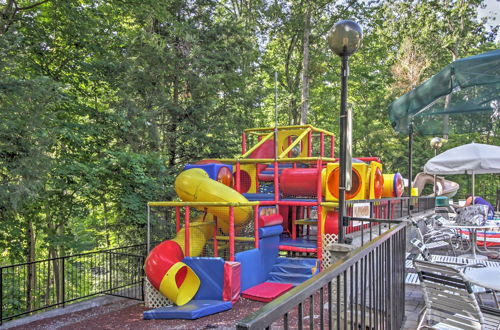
[402,284,425,329]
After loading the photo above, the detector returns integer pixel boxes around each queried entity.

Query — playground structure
[143,125,407,319]
[412,172,459,198]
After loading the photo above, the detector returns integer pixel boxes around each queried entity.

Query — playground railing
[343,196,435,243]
[0,244,146,325]
[147,201,260,261]
[236,219,407,330]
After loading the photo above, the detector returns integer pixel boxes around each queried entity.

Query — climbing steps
[267,257,319,286]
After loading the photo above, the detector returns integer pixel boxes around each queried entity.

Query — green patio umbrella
[387,49,500,199]
[388,49,500,136]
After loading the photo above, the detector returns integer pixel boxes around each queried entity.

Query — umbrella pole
[408,120,413,215]
[433,149,437,196]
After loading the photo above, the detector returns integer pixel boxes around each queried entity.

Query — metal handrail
[237,220,407,329]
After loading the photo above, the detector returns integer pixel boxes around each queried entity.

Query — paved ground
[402,284,425,329]
[4,285,426,329]
[3,297,265,330]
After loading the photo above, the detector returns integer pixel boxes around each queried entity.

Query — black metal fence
[344,196,434,245]
[237,220,408,329]
[0,244,146,324]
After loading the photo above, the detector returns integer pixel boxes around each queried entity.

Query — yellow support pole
[215,156,338,164]
[244,125,312,133]
[321,202,340,207]
[148,201,259,207]
[215,236,255,242]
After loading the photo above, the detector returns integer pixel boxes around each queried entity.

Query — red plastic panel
[144,240,184,290]
[223,261,241,304]
[280,168,319,196]
[242,282,294,302]
[259,214,283,227]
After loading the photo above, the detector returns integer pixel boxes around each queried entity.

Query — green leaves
[0,0,498,267]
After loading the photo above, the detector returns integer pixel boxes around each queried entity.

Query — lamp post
[327,20,363,243]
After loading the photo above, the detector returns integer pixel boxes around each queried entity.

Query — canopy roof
[388,49,500,135]
[423,142,500,175]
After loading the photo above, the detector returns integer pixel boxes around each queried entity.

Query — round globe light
[327,20,363,57]
[430,137,446,149]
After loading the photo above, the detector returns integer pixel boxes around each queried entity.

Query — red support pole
[316,158,322,204]
[330,135,335,158]
[229,206,235,261]
[274,161,279,203]
[213,216,218,257]
[184,206,190,257]
[292,206,297,239]
[235,161,241,193]
[175,206,180,232]
[242,132,247,154]
[254,204,259,249]
[320,132,324,157]
[317,205,323,270]
[308,130,313,157]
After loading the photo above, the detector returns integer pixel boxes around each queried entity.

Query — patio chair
[406,239,500,307]
[410,216,464,255]
[414,260,500,329]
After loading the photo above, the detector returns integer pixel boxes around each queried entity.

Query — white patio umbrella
[423,142,500,200]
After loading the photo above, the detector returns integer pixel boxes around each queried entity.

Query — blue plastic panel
[235,249,264,291]
[279,237,317,249]
[243,193,275,201]
[258,225,283,238]
[183,164,233,181]
[259,228,281,276]
[183,257,225,300]
[143,300,232,320]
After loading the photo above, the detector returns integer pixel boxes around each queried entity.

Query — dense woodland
[1,0,499,266]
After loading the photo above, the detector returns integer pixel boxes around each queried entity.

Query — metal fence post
[61,257,65,308]
[109,251,113,294]
[1,267,3,325]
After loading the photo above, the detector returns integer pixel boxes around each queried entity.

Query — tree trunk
[47,218,64,304]
[48,246,61,304]
[26,217,36,310]
[167,72,179,168]
[300,4,311,125]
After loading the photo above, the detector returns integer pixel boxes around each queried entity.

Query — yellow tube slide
[171,218,215,256]
[175,168,253,234]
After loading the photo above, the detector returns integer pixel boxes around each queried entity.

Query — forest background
[1,0,499,267]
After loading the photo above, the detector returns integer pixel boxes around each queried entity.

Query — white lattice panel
[321,233,338,269]
[144,278,173,308]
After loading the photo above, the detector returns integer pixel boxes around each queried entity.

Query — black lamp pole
[327,20,363,243]
[338,54,349,243]
[408,119,413,215]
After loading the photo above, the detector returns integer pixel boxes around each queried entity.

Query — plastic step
[271,263,318,275]
[267,272,312,286]
[274,257,318,267]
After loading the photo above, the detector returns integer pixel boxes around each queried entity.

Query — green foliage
[0,0,498,268]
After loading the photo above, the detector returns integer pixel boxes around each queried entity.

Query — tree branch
[15,0,50,11]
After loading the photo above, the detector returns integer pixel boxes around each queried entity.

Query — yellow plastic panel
[235,164,257,194]
[277,129,309,158]
[159,261,200,306]
[325,163,369,201]
[175,168,253,233]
